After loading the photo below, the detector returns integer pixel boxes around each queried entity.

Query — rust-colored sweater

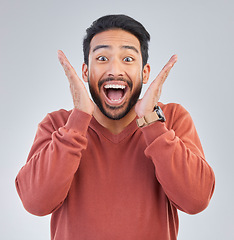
[15,102,215,240]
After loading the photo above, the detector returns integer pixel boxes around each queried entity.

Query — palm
[58,50,94,115]
[135,55,177,118]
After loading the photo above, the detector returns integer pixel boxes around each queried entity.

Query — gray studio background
[1,0,233,239]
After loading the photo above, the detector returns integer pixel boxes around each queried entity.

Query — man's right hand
[58,50,94,115]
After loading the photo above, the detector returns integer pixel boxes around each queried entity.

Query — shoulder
[158,102,189,116]
[158,102,192,130]
[47,108,72,121]
[39,109,73,131]
[39,108,93,133]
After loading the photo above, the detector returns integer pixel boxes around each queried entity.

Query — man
[15,15,215,240]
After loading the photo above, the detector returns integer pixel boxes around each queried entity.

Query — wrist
[74,105,94,116]
[136,106,165,128]
[73,99,94,116]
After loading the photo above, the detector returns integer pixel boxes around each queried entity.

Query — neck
[93,105,137,135]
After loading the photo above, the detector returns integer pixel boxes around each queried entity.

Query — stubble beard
[88,76,143,120]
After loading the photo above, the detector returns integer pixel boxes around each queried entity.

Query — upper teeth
[104,84,126,89]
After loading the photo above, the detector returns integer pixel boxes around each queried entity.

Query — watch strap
[136,111,160,128]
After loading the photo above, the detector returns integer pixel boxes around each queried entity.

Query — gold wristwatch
[136,105,166,128]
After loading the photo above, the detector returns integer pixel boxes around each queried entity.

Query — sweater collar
[89,116,139,144]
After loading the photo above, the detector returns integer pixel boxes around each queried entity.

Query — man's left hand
[135,55,178,118]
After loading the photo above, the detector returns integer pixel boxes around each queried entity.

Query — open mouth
[102,82,128,105]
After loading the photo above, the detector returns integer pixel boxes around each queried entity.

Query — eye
[97,56,108,61]
[123,56,134,62]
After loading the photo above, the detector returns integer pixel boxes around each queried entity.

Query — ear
[142,63,150,84]
[82,63,89,82]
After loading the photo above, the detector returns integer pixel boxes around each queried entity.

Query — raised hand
[135,55,178,118]
[57,50,94,115]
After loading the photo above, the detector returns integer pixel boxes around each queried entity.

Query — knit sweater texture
[15,102,215,240]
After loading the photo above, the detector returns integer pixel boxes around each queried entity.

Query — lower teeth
[110,98,121,102]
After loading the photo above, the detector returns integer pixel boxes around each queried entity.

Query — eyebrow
[121,45,139,53]
[92,45,139,54]
[92,45,110,52]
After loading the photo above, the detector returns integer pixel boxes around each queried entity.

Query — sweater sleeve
[15,109,92,216]
[141,104,215,214]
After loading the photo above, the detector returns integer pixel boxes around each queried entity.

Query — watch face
[155,106,166,122]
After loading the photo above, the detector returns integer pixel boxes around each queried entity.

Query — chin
[100,103,132,120]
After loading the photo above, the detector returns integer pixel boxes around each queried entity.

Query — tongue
[107,89,124,101]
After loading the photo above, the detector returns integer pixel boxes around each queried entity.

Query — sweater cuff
[64,108,92,136]
[141,121,169,146]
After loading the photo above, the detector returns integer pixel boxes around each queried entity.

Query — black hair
[83,14,150,66]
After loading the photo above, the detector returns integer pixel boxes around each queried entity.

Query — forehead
[90,29,141,52]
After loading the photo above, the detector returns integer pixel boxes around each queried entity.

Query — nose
[107,58,124,78]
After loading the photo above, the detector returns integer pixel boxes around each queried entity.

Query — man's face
[82,29,149,120]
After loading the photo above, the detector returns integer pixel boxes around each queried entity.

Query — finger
[162,54,178,71]
[155,54,178,87]
[57,50,74,71]
[57,50,79,83]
